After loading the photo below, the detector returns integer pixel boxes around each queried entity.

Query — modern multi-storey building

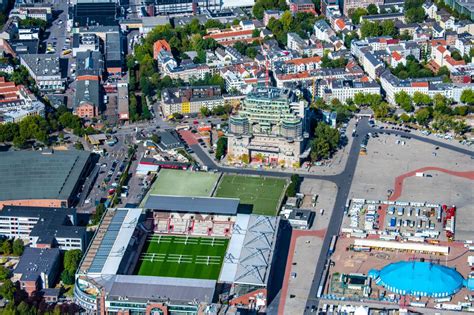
[0,206,87,251]
[227,87,309,167]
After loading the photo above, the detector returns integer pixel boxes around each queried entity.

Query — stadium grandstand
[219,214,282,310]
[144,195,239,237]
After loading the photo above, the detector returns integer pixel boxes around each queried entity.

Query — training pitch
[148,169,220,197]
[136,235,229,280]
[214,175,287,215]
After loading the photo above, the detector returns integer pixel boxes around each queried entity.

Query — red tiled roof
[444,56,466,66]
[437,46,447,53]
[392,51,402,61]
[335,19,345,30]
[204,29,254,40]
[77,75,100,81]
[153,40,171,59]
[411,82,429,88]
[285,56,321,65]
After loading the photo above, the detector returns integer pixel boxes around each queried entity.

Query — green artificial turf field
[149,169,219,196]
[214,175,287,215]
[136,235,228,280]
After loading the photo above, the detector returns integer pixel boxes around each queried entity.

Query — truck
[328,235,338,255]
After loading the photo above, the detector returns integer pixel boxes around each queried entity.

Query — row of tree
[310,123,341,161]
[352,90,472,134]
[60,249,83,285]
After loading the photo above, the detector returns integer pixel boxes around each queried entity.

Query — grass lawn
[214,175,287,216]
[149,169,219,196]
[136,235,228,280]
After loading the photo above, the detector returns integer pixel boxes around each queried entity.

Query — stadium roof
[79,208,142,275]
[107,275,215,304]
[0,150,91,202]
[144,195,239,215]
[220,215,279,286]
[369,261,464,298]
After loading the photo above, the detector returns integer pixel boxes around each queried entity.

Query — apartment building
[0,76,45,124]
[161,85,224,116]
[342,0,383,16]
[322,79,381,103]
[380,69,474,104]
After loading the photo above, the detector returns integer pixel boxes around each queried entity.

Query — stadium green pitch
[136,235,229,280]
[214,175,287,216]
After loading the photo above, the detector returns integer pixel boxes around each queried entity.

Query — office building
[227,87,309,167]
[0,206,87,251]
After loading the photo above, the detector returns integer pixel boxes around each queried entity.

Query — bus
[328,235,338,255]
[175,125,190,131]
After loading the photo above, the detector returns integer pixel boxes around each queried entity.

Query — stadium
[75,206,287,314]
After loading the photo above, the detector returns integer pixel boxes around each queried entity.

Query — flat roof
[145,195,239,215]
[0,150,91,202]
[80,208,142,275]
[354,239,449,255]
[107,275,215,304]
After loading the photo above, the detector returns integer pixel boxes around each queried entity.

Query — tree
[310,123,340,161]
[151,134,161,144]
[399,113,411,122]
[1,239,12,255]
[200,107,211,117]
[12,239,24,256]
[286,174,299,197]
[16,301,36,315]
[0,279,16,301]
[395,91,414,112]
[404,0,425,23]
[451,50,463,61]
[381,20,397,37]
[433,93,451,114]
[91,203,106,225]
[460,89,474,105]
[0,266,11,281]
[350,8,368,24]
[415,107,432,125]
[215,137,227,160]
[74,141,84,150]
[372,102,391,119]
[61,269,75,285]
[367,4,378,14]
[413,92,431,106]
[63,249,83,276]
